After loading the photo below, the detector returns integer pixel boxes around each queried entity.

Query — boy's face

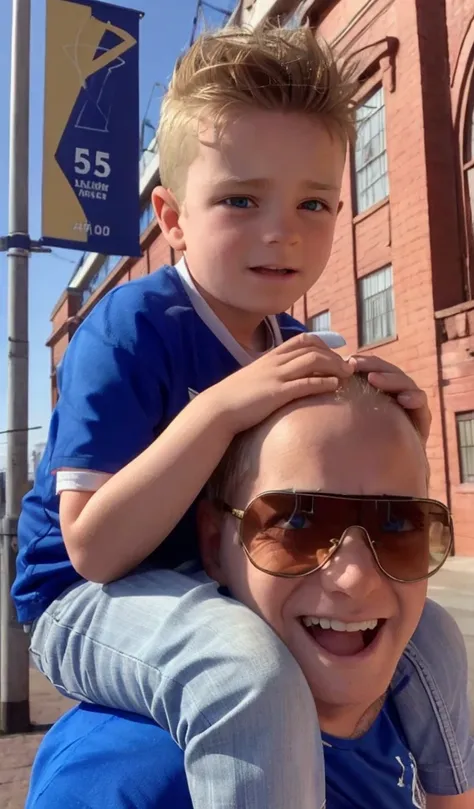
[199,398,429,734]
[157,108,346,317]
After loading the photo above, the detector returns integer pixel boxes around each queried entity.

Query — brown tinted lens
[241,493,452,581]
[360,499,452,581]
[241,492,332,575]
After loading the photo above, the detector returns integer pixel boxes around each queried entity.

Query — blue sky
[0,0,234,468]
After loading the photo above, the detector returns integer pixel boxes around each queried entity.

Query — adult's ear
[196,499,227,585]
[152,187,186,251]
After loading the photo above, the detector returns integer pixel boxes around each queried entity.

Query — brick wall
[438,303,474,555]
[319,0,474,550]
[303,0,474,550]
[302,0,449,502]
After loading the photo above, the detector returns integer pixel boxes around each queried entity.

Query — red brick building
[49,0,474,554]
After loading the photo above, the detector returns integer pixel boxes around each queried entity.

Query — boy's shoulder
[74,264,196,351]
[78,266,306,351]
[95,263,189,323]
[276,312,306,339]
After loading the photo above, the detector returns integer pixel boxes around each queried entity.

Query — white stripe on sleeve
[56,469,113,494]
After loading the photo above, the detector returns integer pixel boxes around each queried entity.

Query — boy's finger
[290,376,340,399]
[366,371,431,442]
[366,370,418,392]
[397,390,427,409]
[398,399,432,443]
[280,332,330,352]
[284,350,354,380]
[277,340,354,377]
[350,355,401,374]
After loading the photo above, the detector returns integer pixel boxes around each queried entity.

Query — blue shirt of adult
[26,699,425,809]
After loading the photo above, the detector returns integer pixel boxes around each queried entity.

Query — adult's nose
[318,527,383,599]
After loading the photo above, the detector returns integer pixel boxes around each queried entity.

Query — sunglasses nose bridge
[337,524,378,562]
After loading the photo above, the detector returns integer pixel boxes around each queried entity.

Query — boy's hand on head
[351,354,431,445]
[207,332,355,436]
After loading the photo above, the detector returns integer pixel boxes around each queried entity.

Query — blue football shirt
[26,698,425,809]
[323,697,426,808]
[12,264,304,623]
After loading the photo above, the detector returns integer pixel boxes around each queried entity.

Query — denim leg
[30,568,324,809]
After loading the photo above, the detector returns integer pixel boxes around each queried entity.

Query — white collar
[174,257,283,367]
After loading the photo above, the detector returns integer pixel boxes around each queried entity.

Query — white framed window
[456,411,474,483]
[358,266,395,346]
[462,93,474,281]
[354,87,389,214]
[307,310,331,332]
[81,254,121,305]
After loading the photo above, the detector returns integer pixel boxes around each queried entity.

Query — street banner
[41,0,142,256]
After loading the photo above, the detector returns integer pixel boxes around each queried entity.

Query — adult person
[26,376,474,808]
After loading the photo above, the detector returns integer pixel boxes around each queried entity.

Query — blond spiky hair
[158,25,357,199]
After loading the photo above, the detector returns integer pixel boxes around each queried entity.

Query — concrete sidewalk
[0,557,472,808]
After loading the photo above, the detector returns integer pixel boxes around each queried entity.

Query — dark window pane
[457,412,474,483]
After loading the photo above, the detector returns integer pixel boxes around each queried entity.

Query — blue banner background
[42,0,141,257]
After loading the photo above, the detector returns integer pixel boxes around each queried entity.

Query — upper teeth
[302,617,379,632]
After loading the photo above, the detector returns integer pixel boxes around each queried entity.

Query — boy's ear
[196,499,227,585]
[152,187,186,251]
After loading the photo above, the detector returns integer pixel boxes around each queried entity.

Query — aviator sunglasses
[221,490,453,583]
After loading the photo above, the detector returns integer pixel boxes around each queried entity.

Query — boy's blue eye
[223,197,254,209]
[301,199,326,212]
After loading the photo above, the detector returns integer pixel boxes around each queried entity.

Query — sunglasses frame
[221,489,454,584]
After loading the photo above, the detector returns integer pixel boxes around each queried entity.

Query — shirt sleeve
[49,287,170,476]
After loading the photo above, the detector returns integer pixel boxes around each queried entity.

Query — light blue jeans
[30,568,324,809]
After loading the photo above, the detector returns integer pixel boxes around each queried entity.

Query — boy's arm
[60,332,353,583]
[61,393,232,581]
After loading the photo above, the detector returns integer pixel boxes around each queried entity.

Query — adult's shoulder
[409,598,466,665]
[399,598,468,694]
[26,703,192,809]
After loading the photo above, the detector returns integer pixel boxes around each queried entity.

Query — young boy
[13,25,469,809]
[25,378,474,808]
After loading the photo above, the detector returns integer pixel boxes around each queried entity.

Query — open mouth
[249,266,297,277]
[301,616,386,657]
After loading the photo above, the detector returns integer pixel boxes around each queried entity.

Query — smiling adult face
[199,386,429,737]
